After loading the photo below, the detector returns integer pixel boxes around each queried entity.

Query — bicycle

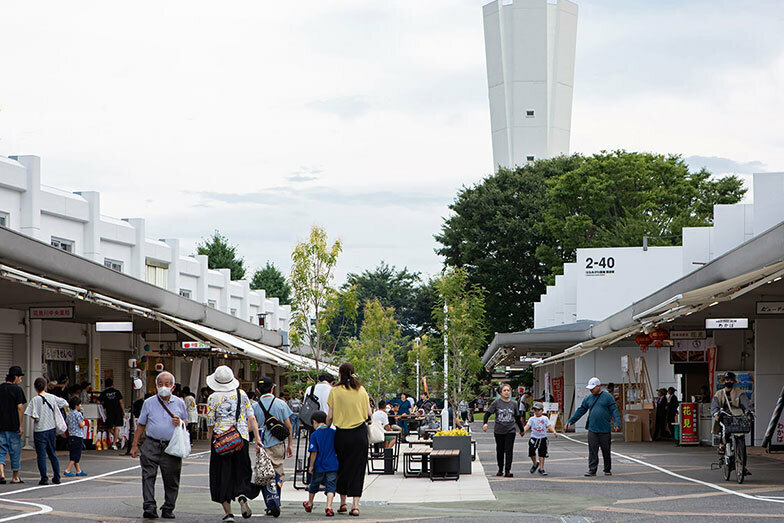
[712,409,753,484]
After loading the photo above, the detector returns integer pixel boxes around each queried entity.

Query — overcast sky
[1,1,781,284]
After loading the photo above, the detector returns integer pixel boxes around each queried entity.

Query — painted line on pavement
[560,433,784,505]
[0,450,210,521]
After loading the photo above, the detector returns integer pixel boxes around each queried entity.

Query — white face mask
[157,386,172,398]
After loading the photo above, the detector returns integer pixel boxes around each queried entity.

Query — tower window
[525,110,535,118]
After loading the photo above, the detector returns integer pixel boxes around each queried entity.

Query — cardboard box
[625,420,642,442]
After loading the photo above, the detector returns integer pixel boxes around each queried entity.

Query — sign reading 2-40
[585,256,616,276]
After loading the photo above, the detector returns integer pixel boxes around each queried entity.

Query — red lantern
[649,327,669,348]
[635,333,652,353]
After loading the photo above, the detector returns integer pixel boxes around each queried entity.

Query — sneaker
[142,509,158,519]
[221,515,235,523]
[76,471,88,477]
[530,464,539,474]
[504,472,514,478]
[63,472,75,477]
[111,445,118,451]
[161,510,175,519]
[495,471,503,476]
[584,472,596,477]
[539,469,548,476]
[51,477,61,485]
[237,495,252,519]
[604,471,612,476]
[38,478,49,486]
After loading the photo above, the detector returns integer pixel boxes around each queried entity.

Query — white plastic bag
[165,421,191,459]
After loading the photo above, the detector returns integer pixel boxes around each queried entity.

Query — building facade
[483,0,578,170]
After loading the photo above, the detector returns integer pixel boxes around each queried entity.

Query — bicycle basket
[727,415,751,434]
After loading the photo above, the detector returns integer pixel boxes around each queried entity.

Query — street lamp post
[414,337,421,400]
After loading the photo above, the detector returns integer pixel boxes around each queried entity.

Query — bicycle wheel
[722,449,731,481]
[735,436,746,484]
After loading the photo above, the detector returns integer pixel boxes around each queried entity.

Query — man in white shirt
[304,373,334,414]
[25,377,68,485]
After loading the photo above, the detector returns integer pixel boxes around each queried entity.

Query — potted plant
[432,428,472,474]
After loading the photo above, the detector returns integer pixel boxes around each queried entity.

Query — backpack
[258,397,290,442]
[299,386,321,429]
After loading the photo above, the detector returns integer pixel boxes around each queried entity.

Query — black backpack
[258,397,290,441]
[299,386,321,429]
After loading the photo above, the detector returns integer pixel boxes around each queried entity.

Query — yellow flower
[434,428,469,437]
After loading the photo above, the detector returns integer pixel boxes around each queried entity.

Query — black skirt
[209,440,261,503]
[334,424,368,497]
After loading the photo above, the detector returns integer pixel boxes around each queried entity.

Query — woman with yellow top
[326,362,371,517]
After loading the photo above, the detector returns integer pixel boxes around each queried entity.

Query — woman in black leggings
[483,384,525,477]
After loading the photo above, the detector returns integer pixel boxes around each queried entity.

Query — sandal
[10,480,23,484]
[303,501,313,513]
[338,504,348,513]
[325,508,335,517]
[350,508,360,517]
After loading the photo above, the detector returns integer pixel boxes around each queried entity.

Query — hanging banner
[552,377,564,411]
[544,372,551,399]
[680,402,699,445]
[707,344,717,393]
[422,376,429,396]
[93,358,101,390]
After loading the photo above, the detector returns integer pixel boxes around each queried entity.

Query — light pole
[441,303,449,431]
[414,337,421,400]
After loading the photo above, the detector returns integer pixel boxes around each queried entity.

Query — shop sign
[30,307,74,319]
[756,302,784,314]
[526,352,552,359]
[182,341,210,349]
[45,346,74,361]
[705,318,748,329]
[680,402,699,445]
[552,377,564,410]
[670,330,706,339]
[670,339,708,363]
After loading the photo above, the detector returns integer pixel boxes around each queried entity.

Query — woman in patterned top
[206,366,262,522]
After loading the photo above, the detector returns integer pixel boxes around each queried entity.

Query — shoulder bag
[585,393,602,430]
[41,396,68,436]
[212,389,245,456]
[259,397,290,441]
[299,386,321,430]
[251,447,276,486]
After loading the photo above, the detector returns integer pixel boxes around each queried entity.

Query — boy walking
[302,411,338,517]
[63,397,87,477]
[522,402,557,476]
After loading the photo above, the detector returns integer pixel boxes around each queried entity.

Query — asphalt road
[0,422,782,522]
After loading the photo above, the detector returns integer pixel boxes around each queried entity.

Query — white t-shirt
[371,410,389,428]
[528,414,552,439]
[305,382,332,414]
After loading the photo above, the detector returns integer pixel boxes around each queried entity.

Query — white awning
[533,325,639,367]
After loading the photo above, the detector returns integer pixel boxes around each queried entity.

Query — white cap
[133,378,143,390]
[586,377,601,389]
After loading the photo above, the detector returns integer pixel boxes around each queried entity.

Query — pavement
[0,422,782,522]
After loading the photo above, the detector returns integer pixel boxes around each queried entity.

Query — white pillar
[196,254,209,305]
[78,191,102,263]
[13,155,43,241]
[163,239,181,294]
[240,280,250,323]
[24,318,43,448]
[125,218,147,280]
[218,269,231,313]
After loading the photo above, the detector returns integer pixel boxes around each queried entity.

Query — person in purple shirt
[130,372,188,520]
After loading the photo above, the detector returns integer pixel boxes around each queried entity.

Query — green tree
[436,151,746,334]
[250,262,291,304]
[197,231,246,280]
[432,267,486,410]
[345,299,403,400]
[289,225,357,369]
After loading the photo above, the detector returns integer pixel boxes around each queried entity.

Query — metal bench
[403,448,431,478]
[429,449,460,481]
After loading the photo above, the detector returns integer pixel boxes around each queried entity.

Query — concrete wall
[754,319,784,445]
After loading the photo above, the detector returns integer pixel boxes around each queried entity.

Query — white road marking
[0,450,210,520]
[560,434,784,505]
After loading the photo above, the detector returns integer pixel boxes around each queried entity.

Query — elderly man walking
[131,372,188,519]
[565,377,620,477]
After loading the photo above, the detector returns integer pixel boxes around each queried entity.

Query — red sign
[552,377,564,410]
[680,402,699,445]
[707,345,717,394]
[30,307,74,319]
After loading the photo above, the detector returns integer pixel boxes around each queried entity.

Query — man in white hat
[130,371,188,519]
[565,377,620,477]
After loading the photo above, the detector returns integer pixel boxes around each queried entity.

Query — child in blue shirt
[302,411,338,517]
[63,397,87,477]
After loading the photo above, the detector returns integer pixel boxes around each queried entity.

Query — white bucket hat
[206,365,239,392]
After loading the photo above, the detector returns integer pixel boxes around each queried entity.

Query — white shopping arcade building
[483,171,784,446]
[0,154,330,447]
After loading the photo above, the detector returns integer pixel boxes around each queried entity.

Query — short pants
[308,470,337,494]
[68,436,83,462]
[528,437,548,458]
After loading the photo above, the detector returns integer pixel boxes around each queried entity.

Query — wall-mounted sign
[670,339,708,363]
[30,307,74,319]
[706,318,749,329]
[670,330,706,340]
[45,346,74,361]
[757,302,784,314]
[525,352,552,359]
[679,402,699,445]
[182,341,210,350]
[96,322,133,332]
[584,255,616,277]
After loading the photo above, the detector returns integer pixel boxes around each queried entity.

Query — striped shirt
[24,393,68,432]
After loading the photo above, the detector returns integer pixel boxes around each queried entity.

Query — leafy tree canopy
[196,230,246,281]
[436,151,746,335]
[250,262,292,305]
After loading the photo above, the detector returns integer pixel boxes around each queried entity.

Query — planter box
[432,435,472,474]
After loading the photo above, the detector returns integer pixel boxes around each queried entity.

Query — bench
[430,449,460,481]
[403,448,431,478]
